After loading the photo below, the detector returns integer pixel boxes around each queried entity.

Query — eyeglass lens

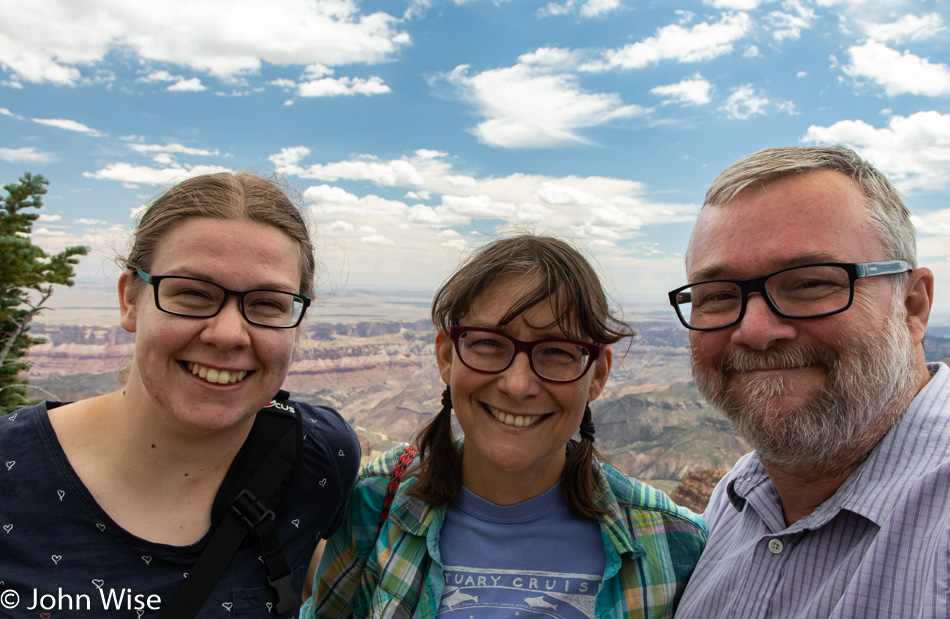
[456,329,593,381]
[676,264,853,329]
[156,277,304,327]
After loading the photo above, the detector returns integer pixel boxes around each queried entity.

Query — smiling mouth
[484,404,545,428]
[185,361,249,385]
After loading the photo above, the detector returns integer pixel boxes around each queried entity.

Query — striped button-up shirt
[305,442,706,618]
[676,362,950,618]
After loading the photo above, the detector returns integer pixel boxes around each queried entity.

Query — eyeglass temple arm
[855,260,912,278]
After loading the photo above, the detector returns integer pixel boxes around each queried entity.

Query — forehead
[465,272,578,335]
[150,217,301,288]
[687,170,886,281]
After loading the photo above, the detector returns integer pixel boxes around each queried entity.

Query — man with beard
[670,146,949,618]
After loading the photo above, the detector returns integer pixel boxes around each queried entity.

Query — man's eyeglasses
[448,326,601,383]
[135,269,311,329]
[668,261,912,331]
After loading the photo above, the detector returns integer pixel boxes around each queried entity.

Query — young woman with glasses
[0,172,360,617]
[305,234,706,618]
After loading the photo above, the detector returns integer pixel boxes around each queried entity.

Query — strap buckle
[268,573,298,614]
[230,489,275,530]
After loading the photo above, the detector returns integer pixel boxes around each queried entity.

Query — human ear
[435,329,454,386]
[118,270,140,334]
[587,345,613,402]
[902,267,934,346]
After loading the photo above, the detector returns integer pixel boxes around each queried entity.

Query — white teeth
[488,406,540,428]
[187,362,247,385]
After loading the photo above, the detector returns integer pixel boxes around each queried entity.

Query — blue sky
[3,0,950,318]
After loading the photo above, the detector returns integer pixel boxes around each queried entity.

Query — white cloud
[913,209,950,236]
[719,84,769,119]
[538,0,622,18]
[275,147,695,239]
[866,13,945,43]
[766,1,816,41]
[651,73,713,106]
[844,41,950,96]
[361,234,395,245]
[31,118,103,136]
[37,213,62,222]
[802,111,950,191]
[166,77,206,92]
[0,147,56,163]
[704,0,760,8]
[83,163,231,186]
[128,142,219,157]
[0,0,410,85]
[297,76,390,97]
[75,218,108,225]
[443,57,647,148]
[584,12,752,71]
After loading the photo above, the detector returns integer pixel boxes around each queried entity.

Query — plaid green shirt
[304,443,706,618]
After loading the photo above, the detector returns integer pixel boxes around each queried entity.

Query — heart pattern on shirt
[3,524,11,534]
[141,556,151,565]
[7,413,16,421]
[222,602,233,611]
[319,478,327,487]
[5,461,13,471]
[57,489,65,501]
[92,579,104,589]
[291,519,300,528]
[51,555,62,564]
[96,523,106,532]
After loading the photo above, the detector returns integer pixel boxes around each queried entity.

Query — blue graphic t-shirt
[438,482,605,618]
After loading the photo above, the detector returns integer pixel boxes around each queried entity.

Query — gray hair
[697,145,916,269]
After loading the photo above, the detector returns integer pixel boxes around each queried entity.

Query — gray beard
[692,303,918,478]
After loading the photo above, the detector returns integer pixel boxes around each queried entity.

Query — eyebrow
[161,268,299,293]
[688,252,842,282]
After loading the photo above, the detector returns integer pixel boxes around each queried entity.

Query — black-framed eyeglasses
[135,269,311,329]
[448,326,601,383]
[668,261,912,331]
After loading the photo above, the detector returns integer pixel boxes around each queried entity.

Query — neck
[461,454,563,507]
[80,388,252,491]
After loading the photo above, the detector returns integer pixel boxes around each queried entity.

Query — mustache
[718,345,838,375]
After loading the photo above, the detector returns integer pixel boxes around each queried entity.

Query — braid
[408,387,463,504]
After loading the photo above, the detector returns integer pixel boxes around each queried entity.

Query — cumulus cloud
[274,146,694,238]
[651,73,713,106]
[441,52,647,148]
[538,0,622,18]
[0,147,56,163]
[844,41,950,96]
[719,84,769,119]
[0,0,410,85]
[766,1,816,41]
[32,118,103,136]
[127,142,220,157]
[803,111,950,191]
[83,163,230,187]
[297,76,390,97]
[704,0,761,8]
[866,13,945,43]
[583,12,752,71]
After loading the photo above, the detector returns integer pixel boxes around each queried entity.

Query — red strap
[378,445,418,534]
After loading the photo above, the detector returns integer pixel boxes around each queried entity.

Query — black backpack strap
[159,392,302,618]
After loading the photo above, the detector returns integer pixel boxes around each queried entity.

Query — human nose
[199,296,251,349]
[496,350,543,399]
[729,292,797,350]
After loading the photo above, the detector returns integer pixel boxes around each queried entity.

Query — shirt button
[768,539,784,554]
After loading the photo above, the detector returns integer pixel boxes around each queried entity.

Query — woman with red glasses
[306,234,705,618]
